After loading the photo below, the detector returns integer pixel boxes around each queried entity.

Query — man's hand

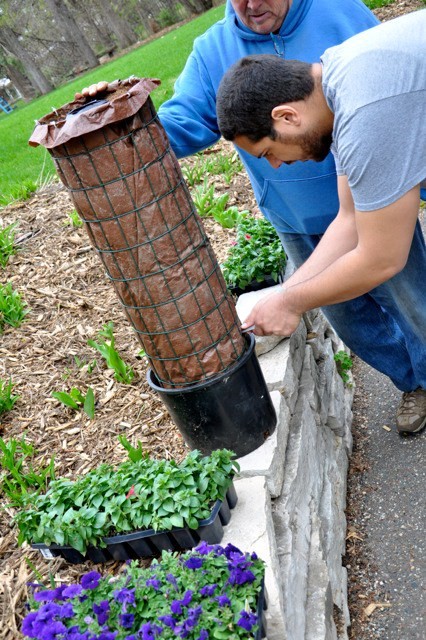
[74,81,109,100]
[241,288,302,337]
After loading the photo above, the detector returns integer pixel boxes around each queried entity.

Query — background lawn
[0,5,225,207]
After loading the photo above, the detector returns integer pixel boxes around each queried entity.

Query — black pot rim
[147,332,255,394]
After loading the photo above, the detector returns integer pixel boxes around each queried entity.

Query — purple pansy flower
[146,577,161,591]
[66,629,91,640]
[80,571,101,590]
[228,567,256,585]
[237,610,258,632]
[184,557,203,570]
[170,600,183,615]
[113,587,136,604]
[21,612,42,638]
[33,589,60,603]
[194,541,213,555]
[97,632,118,640]
[166,573,178,589]
[138,621,163,639]
[119,612,135,628]
[59,602,74,618]
[63,584,83,599]
[38,620,67,639]
[199,584,217,597]
[223,543,242,559]
[170,589,193,615]
[93,600,110,625]
[36,602,62,621]
[197,631,209,640]
[158,614,176,629]
[215,594,231,607]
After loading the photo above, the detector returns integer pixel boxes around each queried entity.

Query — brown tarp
[29,78,245,388]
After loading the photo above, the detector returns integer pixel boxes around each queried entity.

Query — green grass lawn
[0,5,225,207]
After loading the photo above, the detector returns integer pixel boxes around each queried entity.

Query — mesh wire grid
[32,82,246,388]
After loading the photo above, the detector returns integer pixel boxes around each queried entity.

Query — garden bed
[0,140,258,638]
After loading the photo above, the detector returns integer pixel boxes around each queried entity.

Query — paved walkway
[349,359,425,639]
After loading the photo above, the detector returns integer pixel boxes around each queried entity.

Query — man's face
[231,0,292,34]
[234,125,333,168]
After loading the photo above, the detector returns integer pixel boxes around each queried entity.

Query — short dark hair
[216,55,314,142]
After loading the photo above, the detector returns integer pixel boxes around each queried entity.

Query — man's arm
[283,175,358,286]
[242,178,420,336]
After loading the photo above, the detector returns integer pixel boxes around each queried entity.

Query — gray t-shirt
[321,10,426,211]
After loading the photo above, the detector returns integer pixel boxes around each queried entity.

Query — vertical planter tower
[29,77,276,456]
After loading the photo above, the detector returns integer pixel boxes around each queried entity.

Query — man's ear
[271,104,301,127]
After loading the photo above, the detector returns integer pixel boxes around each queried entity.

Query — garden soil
[0,1,424,637]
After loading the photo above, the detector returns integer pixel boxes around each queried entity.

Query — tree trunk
[179,0,212,15]
[0,28,53,95]
[94,0,138,49]
[44,0,99,69]
[3,61,36,101]
[67,0,115,53]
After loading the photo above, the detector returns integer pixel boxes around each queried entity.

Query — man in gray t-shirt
[321,10,425,212]
[216,10,426,433]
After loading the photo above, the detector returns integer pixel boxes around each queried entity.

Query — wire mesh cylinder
[29,78,246,388]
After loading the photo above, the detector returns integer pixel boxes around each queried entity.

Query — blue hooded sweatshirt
[158,0,378,234]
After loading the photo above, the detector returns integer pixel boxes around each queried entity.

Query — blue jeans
[278,221,426,392]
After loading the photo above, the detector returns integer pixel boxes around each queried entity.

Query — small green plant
[88,321,135,384]
[118,434,145,462]
[0,377,19,414]
[15,447,239,553]
[222,214,287,290]
[334,350,353,386]
[191,179,244,226]
[182,156,207,186]
[0,435,55,508]
[0,282,28,332]
[74,355,97,374]
[51,386,95,419]
[206,151,243,184]
[0,222,18,268]
[212,205,248,229]
[64,208,83,228]
[183,151,244,187]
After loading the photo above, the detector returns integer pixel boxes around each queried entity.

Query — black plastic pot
[32,482,238,565]
[229,268,285,298]
[147,333,276,457]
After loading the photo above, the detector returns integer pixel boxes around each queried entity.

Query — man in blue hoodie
[80,1,424,433]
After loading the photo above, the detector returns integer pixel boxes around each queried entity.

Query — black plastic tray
[256,579,268,640]
[229,269,285,298]
[32,482,238,564]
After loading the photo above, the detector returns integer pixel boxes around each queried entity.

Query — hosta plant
[222,215,286,291]
[22,542,265,640]
[15,448,238,554]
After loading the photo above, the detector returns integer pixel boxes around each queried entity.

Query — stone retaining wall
[222,297,354,640]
